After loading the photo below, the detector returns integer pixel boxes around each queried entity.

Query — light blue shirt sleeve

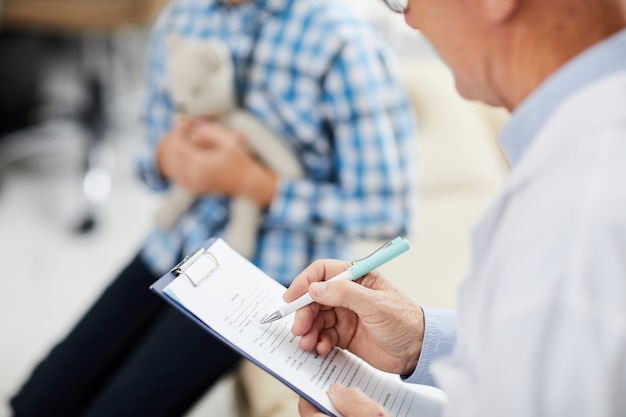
[402,306,457,387]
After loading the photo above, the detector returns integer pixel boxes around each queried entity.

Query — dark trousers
[10,253,242,417]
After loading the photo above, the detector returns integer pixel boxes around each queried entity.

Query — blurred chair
[0,0,167,231]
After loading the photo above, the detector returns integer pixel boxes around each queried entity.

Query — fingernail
[310,282,327,297]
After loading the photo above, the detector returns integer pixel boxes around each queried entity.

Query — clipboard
[150,238,445,417]
[150,238,335,414]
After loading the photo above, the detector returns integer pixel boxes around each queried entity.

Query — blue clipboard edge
[149,239,335,416]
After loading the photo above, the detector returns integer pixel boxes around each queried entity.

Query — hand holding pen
[278,236,425,376]
[261,237,410,324]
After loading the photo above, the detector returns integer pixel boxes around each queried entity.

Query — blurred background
[0,1,508,416]
[0,2,165,416]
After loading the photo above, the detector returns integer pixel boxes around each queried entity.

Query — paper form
[163,238,445,417]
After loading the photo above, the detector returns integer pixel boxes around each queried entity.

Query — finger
[191,120,242,147]
[297,310,338,353]
[291,292,338,329]
[328,384,391,417]
[298,397,326,417]
[315,310,340,353]
[296,310,325,351]
[188,120,223,146]
[174,115,193,135]
[283,260,350,303]
[160,136,194,180]
[308,279,381,317]
[291,305,314,337]
[316,326,340,355]
[173,114,186,128]
[291,300,322,335]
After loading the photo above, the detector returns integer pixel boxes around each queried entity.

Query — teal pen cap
[348,236,410,278]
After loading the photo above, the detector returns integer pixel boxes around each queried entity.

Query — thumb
[308,280,376,317]
[328,383,390,417]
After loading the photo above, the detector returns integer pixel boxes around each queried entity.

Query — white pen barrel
[279,269,354,317]
[326,269,353,283]
[279,292,314,316]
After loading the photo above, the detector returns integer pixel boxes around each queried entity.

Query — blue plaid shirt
[137,0,418,285]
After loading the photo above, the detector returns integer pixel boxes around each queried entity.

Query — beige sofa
[186,56,510,417]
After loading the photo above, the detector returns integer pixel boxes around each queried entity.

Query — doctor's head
[384,0,626,111]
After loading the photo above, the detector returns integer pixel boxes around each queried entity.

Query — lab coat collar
[499,28,626,168]
[505,70,626,196]
[468,70,626,285]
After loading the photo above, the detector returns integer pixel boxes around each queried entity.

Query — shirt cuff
[403,306,457,387]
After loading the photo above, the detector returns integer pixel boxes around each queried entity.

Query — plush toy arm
[224,111,303,179]
[225,198,261,258]
[222,110,303,259]
[154,185,196,230]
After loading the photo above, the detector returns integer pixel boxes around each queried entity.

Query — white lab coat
[433,71,626,416]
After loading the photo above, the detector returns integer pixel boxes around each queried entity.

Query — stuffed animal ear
[197,40,228,73]
[199,48,222,72]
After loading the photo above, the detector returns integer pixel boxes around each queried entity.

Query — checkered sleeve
[135,10,175,192]
[268,35,417,240]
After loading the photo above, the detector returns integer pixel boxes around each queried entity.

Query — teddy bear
[154,34,303,259]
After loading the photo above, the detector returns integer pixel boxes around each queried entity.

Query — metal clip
[171,248,219,287]
[351,238,395,266]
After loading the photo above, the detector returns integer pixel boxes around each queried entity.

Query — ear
[479,0,519,23]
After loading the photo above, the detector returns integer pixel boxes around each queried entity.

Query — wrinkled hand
[156,117,276,205]
[284,259,424,376]
[298,384,391,417]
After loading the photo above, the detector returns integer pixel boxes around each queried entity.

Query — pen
[260,236,411,324]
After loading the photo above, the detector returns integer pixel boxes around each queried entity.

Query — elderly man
[285,0,626,416]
